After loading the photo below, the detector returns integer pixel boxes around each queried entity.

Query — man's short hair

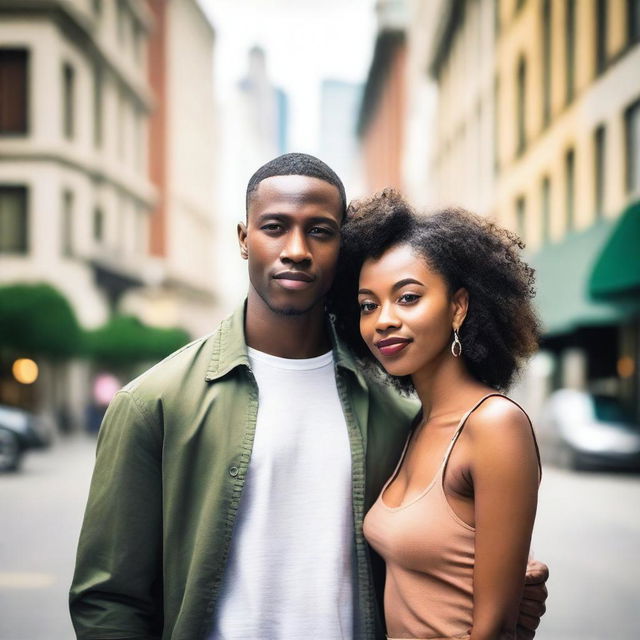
[245,152,347,219]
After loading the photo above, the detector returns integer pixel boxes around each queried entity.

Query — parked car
[539,390,640,471]
[0,404,52,472]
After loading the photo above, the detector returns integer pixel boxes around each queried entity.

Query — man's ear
[238,222,248,260]
[452,287,469,330]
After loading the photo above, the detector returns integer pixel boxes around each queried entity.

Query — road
[0,436,95,640]
[1,436,639,639]
[532,465,640,639]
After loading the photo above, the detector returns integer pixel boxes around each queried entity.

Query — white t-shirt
[210,347,354,640]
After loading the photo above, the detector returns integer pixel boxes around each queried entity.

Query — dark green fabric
[69,304,418,640]
[528,221,623,335]
[589,200,640,301]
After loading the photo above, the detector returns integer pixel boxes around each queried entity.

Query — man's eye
[359,301,377,313]
[309,226,334,237]
[398,293,420,304]
[261,223,282,232]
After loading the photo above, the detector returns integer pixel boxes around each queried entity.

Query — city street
[1,437,639,640]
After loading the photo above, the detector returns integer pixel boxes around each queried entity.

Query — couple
[70,153,546,640]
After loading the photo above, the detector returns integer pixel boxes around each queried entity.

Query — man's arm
[70,390,163,640]
[516,559,549,640]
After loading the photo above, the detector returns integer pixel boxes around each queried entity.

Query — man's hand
[516,559,549,640]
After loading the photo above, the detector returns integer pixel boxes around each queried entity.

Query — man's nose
[280,229,311,264]
[375,302,400,332]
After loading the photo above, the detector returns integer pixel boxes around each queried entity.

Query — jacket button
[229,466,239,477]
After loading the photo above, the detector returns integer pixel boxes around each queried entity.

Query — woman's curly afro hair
[327,189,541,393]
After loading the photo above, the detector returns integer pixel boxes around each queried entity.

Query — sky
[197,0,377,153]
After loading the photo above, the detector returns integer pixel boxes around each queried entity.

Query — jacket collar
[327,313,368,389]
[205,303,251,381]
[205,302,367,390]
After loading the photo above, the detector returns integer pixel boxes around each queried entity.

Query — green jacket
[70,304,418,640]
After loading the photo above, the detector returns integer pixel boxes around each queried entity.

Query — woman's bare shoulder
[464,395,534,448]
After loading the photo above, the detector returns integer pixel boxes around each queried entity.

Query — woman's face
[357,243,466,379]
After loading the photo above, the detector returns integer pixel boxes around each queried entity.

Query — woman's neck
[412,354,486,423]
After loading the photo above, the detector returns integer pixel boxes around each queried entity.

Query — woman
[332,190,541,640]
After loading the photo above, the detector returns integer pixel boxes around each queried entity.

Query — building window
[62,190,74,256]
[542,0,551,126]
[117,0,127,45]
[565,148,575,231]
[133,24,143,64]
[62,63,75,140]
[516,196,526,242]
[117,89,125,159]
[0,49,28,134]
[625,100,640,195]
[93,66,103,148]
[0,186,28,253]
[93,207,104,243]
[541,176,551,244]
[594,125,606,219]
[629,0,640,44]
[494,75,500,174]
[135,206,146,254]
[565,0,576,104]
[516,57,527,154]
[595,0,607,74]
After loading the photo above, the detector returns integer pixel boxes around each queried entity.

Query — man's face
[239,175,343,316]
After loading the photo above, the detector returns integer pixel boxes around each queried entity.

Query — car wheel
[0,428,22,472]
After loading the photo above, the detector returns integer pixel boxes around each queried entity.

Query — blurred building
[0,0,155,328]
[356,0,408,194]
[131,0,217,339]
[0,0,218,427]
[319,79,362,196]
[238,46,288,162]
[423,0,640,419]
[428,0,498,214]
[213,47,289,313]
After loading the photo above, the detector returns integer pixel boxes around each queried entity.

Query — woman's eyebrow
[358,278,424,296]
[392,278,424,291]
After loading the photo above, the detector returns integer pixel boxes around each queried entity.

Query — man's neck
[244,289,331,359]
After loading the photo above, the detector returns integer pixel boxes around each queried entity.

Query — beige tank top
[363,394,539,640]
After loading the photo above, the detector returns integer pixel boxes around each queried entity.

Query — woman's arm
[466,398,540,640]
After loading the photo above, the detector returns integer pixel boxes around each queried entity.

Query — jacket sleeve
[69,389,164,640]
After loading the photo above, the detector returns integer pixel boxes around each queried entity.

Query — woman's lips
[375,338,411,356]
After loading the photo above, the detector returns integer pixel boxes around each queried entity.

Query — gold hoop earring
[451,329,462,357]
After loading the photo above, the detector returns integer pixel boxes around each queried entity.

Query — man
[70,153,547,639]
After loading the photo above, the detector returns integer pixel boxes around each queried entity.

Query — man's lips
[375,337,412,356]
[273,271,315,290]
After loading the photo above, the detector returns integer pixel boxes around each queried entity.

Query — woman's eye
[359,301,377,313]
[398,293,420,304]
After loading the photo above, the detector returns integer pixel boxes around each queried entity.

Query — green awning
[529,221,623,336]
[589,200,640,301]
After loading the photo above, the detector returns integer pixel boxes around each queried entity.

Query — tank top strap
[439,393,506,470]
